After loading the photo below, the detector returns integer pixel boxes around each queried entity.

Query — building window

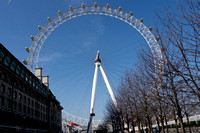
[0,50,5,62]
[0,72,5,80]
[43,106,45,112]
[28,98,30,105]
[23,105,26,113]
[5,75,11,84]
[0,84,5,93]
[30,108,32,115]
[35,110,38,117]
[18,103,22,112]
[27,107,30,114]
[15,65,20,75]
[31,108,34,116]
[13,101,17,110]
[6,99,11,109]
[23,96,26,103]
[21,69,25,79]
[29,76,32,85]
[32,79,35,87]
[35,102,38,109]
[4,56,11,67]
[0,96,4,106]
[7,88,11,96]
[13,91,17,99]
[25,73,29,82]
[10,60,16,71]
[32,100,34,107]
[18,93,22,101]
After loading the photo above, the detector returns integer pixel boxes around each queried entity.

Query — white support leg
[99,65,118,110]
[90,63,99,114]
[87,63,99,133]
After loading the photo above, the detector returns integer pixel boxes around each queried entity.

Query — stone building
[0,44,63,132]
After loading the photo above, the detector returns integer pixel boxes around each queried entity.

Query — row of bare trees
[104,0,199,133]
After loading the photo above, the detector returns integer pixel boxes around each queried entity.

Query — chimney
[35,67,42,81]
[43,75,49,88]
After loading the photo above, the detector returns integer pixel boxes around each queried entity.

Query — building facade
[0,44,63,132]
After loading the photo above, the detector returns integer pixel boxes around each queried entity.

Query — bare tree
[104,2,199,132]
[104,100,123,132]
[155,0,200,99]
[154,0,200,132]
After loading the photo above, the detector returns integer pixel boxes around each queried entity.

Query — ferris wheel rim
[24,3,163,73]
[23,3,164,124]
[62,110,104,126]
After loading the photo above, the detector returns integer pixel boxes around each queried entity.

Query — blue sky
[0,0,173,123]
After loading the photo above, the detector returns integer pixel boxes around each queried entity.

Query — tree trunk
[146,116,152,133]
[145,120,148,133]
[186,113,191,133]
[137,119,141,133]
[119,118,122,132]
[159,115,165,133]
[131,122,135,133]
[176,103,185,133]
[156,116,161,133]
[163,99,169,133]
[171,79,185,133]
[112,123,115,132]
[157,84,165,133]
[164,112,169,133]
[175,118,179,133]
[126,114,130,132]
[177,115,185,133]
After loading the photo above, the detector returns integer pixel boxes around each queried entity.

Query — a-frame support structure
[87,51,118,133]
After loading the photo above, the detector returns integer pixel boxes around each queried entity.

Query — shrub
[189,121,197,127]
[197,120,200,126]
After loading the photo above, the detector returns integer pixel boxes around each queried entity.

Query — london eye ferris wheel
[23,2,163,127]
